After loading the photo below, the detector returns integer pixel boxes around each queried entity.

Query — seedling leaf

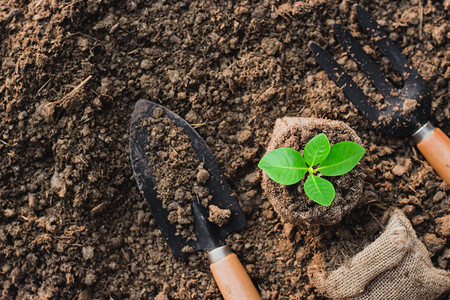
[304,175,335,206]
[304,133,330,167]
[258,147,308,185]
[318,141,365,176]
[258,133,365,207]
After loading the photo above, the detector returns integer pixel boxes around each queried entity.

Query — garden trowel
[130,99,260,300]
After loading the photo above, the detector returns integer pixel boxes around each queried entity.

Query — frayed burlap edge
[308,208,450,300]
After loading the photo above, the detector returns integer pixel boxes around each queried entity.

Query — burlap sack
[308,209,450,299]
[261,117,364,225]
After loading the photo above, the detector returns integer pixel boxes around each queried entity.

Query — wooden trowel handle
[416,127,450,185]
[208,246,261,300]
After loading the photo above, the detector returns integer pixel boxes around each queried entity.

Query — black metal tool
[309,4,450,184]
[130,99,261,299]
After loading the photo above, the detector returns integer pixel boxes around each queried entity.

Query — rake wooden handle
[209,246,261,300]
[416,128,450,185]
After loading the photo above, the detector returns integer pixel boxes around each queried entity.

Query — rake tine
[332,23,395,98]
[308,41,378,122]
[354,4,418,80]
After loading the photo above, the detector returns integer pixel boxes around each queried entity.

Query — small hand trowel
[130,99,261,300]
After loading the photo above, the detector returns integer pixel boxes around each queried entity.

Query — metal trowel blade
[130,99,246,259]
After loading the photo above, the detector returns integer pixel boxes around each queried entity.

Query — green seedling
[258,133,365,206]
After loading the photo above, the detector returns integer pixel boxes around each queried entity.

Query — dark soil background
[1,0,448,299]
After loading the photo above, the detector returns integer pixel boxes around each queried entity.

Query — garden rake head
[308,4,450,185]
[308,4,431,138]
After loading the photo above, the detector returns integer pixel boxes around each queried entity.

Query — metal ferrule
[207,245,232,264]
[411,122,436,144]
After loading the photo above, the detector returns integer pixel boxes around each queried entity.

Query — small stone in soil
[208,205,231,227]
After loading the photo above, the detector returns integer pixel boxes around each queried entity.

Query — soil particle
[90,202,107,216]
[436,215,450,237]
[82,246,94,260]
[83,272,97,286]
[255,86,278,104]
[438,248,450,269]
[392,164,406,176]
[244,171,260,187]
[208,205,231,227]
[155,292,170,300]
[184,110,201,124]
[50,172,64,190]
[402,98,417,115]
[402,204,417,217]
[196,167,210,185]
[140,59,152,70]
[432,23,448,45]
[11,267,23,284]
[77,290,92,300]
[412,214,430,226]
[153,107,164,119]
[423,233,445,254]
[237,129,253,143]
[261,37,282,56]
[433,191,446,203]
[167,70,181,84]
[3,208,16,218]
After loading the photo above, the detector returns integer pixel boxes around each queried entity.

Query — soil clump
[208,205,231,227]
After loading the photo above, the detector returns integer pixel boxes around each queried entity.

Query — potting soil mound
[0,0,448,299]
[142,108,217,240]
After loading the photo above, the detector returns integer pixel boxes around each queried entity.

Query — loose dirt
[1,0,448,299]
[143,109,214,240]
